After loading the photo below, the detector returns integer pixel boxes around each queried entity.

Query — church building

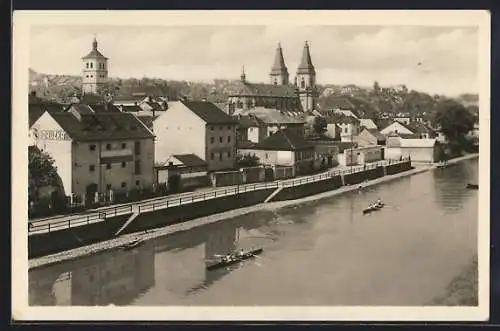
[225,41,319,115]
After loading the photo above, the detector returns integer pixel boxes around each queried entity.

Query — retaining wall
[270,176,343,202]
[120,188,275,234]
[28,213,132,259]
[386,161,413,175]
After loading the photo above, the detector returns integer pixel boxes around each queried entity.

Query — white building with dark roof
[30,106,155,204]
[151,100,238,172]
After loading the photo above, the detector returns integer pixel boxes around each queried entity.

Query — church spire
[92,34,98,51]
[297,41,315,73]
[240,65,246,82]
[269,42,289,85]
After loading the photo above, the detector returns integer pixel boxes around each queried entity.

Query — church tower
[269,43,289,85]
[295,41,318,112]
[82,36,109,96]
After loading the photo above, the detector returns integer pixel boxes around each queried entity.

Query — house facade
[30,108,155,204]
[238,129,315,177]
[385,134,439,163]
[152,100,237,172]
[325,113,360,142]
[356,128,386,147]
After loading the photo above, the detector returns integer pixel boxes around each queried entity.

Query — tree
[28,146,59,201]
[236,153,260,167]
[433,99,475,154]
[312,116,327,135]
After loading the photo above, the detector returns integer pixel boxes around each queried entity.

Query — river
[29,158,478,306]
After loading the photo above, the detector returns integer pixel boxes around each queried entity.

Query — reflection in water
[433,160,478,212]
[30,244,155,306]
[30,159,479,306]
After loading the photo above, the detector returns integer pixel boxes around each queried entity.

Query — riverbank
[29,154,478,269]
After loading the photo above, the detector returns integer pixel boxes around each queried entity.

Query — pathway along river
[29,158,478,306]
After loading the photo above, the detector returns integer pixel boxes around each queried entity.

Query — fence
[28,159,410,235]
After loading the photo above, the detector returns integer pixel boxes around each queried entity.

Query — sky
[30,25,479,96]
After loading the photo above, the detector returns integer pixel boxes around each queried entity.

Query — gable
[380,122,414,135]
[154,101,205,128]
[30,111,72,141]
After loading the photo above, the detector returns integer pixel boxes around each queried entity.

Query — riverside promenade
[28,160,396,236]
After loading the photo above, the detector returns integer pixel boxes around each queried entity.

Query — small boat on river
[119,238,144,251]
[206,248,263,270]
[363,202,385,215]
[466,183,479,190]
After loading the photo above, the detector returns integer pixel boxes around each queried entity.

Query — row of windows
[210,126,233,131]
[104,180,141,190]
[210,151,232,161]
[85,62,106,69]
[89,142,141,155]
[209,136,231,144]
[85,74,106,78]
[88,160,141,174]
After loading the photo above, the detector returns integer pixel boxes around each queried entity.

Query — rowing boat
[363,203,385,215]
[206,248,263,270]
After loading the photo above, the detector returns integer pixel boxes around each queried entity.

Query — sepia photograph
[12,10,490,321]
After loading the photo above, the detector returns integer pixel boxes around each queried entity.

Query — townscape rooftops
[325,97,355,111]
[249,108,305,125]
[324,112,359,124]
[120,105,143,113]
[235,114,266,128]
[136,115,158,130]
[172,153,207,167]
[182,100,237,125]
[82,49,108,60]
[359,118,378,130]
[364,128,386,141]
[29,101,65,127]
[225,81,297,98]
[406,121,436,135]
[49,111,154,141]
[250,129,313,151]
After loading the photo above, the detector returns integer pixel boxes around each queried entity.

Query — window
[227,151,231,158]
[219,153,223,161]
[89,144,96,151]
[106,184,112,190]
[210,126,214,131]
[210,137,214,144]
[249,128,254,132]
[219,137,223,143]
[121,182,127,188]
[89,165,95,172]
[301,78,305,88]
[121,143,126,148]
[274,80,277,85]
[86,75,89,78]
[227,126,231,130]
[121,162,126,168]
[86,63,89,69]
[90,62,93,68]
[227,136,231,143]
[134,160,141,174]
[106,143,111,150]
[265,153,269,159]
[90,75,93,78]
[210,153,214,160]
[106,163,112,170]
[134,141,141,155]
[135,180,140,186]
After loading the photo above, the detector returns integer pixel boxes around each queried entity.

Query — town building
[380,121,415,136]
[385,134,440,163]
[359,118,378,130]
[356,127,386,147]
[29,106,155,205]
[234,114,267,145]
[324,113,360,142]
[81,37,109,96]
[237,129,315,177]
[224,41,318,114]
[406,122,437,139]
[155,154,209,192]
[151,100,237,172]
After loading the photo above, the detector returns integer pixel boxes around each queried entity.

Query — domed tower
[295,41,318,111]
[269,43,289,85]
[81,36,109,96]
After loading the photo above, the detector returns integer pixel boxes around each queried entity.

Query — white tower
[82,36,108,95]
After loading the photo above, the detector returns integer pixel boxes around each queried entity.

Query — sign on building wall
[33,128,71,141]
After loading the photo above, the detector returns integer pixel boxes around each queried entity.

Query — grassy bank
[431,254,478,306]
